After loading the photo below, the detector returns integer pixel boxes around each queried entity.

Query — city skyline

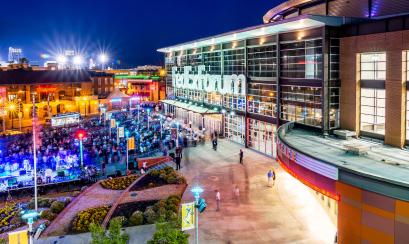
[0,0,284,68]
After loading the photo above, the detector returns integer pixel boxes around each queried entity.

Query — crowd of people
[0,103,185,190]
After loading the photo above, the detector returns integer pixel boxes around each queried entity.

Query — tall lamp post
[191,186,204,244]
[76,130,86,169]
[176,121,180,147]
[31,92,38,212]
[125,130,130,174]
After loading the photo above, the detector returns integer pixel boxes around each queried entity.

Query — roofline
[263,0,317,23]
[157,15,347,53]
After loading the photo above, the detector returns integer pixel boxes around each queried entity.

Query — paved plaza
[179,140,336,244]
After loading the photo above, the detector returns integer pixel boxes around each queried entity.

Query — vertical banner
[181,202,195,231]
[127,137,135,150]
[118,127,125,138]
[8,229,28,244]
[110,119,116,128]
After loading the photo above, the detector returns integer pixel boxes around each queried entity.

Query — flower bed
[100,175,139,190]
[71,206,110,233]
[0,203,23,234]
[110,195,182,227]
[130,167,186,192]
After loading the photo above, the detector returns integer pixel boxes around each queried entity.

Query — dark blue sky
[0,0,284,68]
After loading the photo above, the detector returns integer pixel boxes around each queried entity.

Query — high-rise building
[8,47,22,64]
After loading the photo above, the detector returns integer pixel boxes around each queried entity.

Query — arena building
[159,0,409,243]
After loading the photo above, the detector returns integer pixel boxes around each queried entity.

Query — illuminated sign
[51,113,80,127]
[172,65,246,95]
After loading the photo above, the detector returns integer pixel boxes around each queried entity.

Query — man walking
[234,185,240,205]
[267,169,273,187]
[239,149,243,164]
[215,189,221,211]
[175,147,182,170]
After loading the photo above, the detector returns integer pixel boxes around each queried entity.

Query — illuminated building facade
[159,1,409,242]
[0,69,105,130]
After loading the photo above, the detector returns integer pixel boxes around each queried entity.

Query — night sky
[0,0,284,68]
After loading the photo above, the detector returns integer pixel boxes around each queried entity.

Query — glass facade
[280,39,323,79]
[407,90,409,141]
[360,88,385,135]
[248,83,277,117]
[280,85,322,127]
[247,45,277,78]
[224,114,245,145]
[223,49,245,75]
[247,119,276,156]
[330,39,340,128]
[360,53,386,80]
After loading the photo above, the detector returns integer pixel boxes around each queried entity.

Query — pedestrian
[215,189,221,211]
[272,169,276,186]
[234,185,240,205]
[239,149,243,164]
[212,139,217,151]
[175,147,182,170]
[267,170,273,187]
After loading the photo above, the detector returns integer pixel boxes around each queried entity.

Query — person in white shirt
[215,189,221,211]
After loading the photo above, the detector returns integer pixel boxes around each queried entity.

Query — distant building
[8,47,22,64]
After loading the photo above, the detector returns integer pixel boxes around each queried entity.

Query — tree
[90,218,129,244]
[19,57,29,64]
[147,219,189,244]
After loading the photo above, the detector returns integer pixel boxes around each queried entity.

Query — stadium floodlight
[73,55,83,66]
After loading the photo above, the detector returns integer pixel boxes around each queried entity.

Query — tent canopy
[107,88,130,100]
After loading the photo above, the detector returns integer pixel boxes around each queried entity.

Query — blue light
[191,186,204,199]
[111,98,122,103]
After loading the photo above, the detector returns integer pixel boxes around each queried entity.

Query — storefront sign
[172,65,246,96]
[118,127,125,138]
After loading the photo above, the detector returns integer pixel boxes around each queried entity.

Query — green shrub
[65,197,72,205]
[128,211,144,226]
[50,201,65,214]
[144,207,157,224]
[148,221,189,244]
[110,216,126,226]
[29,197,53,209]
[41,209,57,221]
[72,191,81,197]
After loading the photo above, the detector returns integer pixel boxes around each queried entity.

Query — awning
[107,88,131,100]
[161,100,220,115]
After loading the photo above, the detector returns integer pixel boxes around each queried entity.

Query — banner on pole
[127,137,135,150]
[181,202,195,231]
[8,229,28,244]
[110,119,116,128]
[118,127,125,138]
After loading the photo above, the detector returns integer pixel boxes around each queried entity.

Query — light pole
[31,92,38,211]
[125,131,130,174]
[116,121,120,146]
[191,186,204,244]
[21,210,39,244]
[76,130,86,169]
[147,108,151,129]
[176,121,180,148]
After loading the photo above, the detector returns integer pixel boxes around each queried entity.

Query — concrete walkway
[180,140,336,244]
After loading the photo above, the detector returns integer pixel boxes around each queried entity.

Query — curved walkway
[42,182,122,237]
[180,140,336,244]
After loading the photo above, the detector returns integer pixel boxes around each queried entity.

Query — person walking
[215,189,221,211]
[175,147,182,170]
[212,138,218,151]
[267,170,273,187]
[239,149,243,164]
[234,185,240,205]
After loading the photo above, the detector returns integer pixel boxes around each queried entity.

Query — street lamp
[98,53,108,70]
[76,130,87,169]
[125,130,130,174]
[191,186,204,244]
[21,210,39,244]
[176,121,180,147]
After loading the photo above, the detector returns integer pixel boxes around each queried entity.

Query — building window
[280,39,323,79]
[202,51,221,75]
[360,53,386,80]
[247,45,277,78]
[406,90,409,141]
[280,85,322,127]
[360,88,385,135]
[204,92,222,106]
[223,49,245,75]
[248,83,277,117]
[247,119,276,156]
[223,94,246,111]
[224,114,245,145]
